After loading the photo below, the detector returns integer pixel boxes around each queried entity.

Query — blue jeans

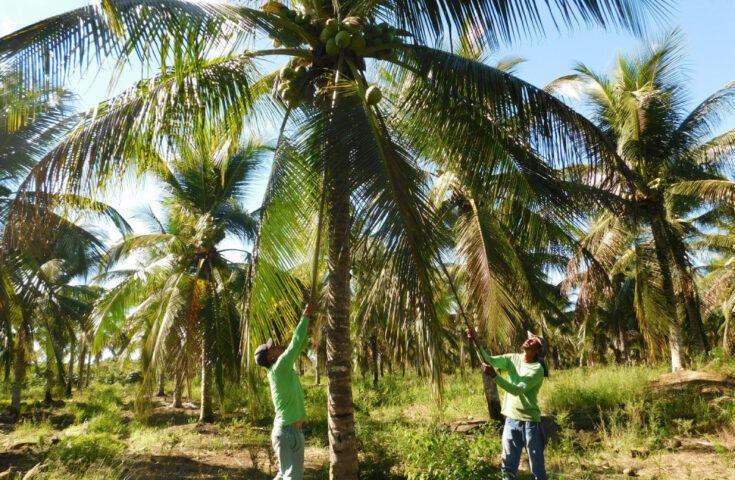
[271,424,305,480]
[501,417,547,480]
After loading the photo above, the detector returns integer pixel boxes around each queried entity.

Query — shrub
[48,432,125,464]
[88,408,129,437]
[404,424,502,480]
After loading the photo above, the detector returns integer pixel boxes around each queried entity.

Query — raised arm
[273,300,315,372]
[479,349,512,370]
[467,327,511,370]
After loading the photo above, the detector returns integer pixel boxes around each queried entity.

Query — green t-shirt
[268,316,310,428]
[481,350,544,422]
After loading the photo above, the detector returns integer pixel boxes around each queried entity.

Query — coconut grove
[2,1,735,479]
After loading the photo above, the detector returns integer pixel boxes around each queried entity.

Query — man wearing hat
[467,328,549,480]
[255,299,316,480]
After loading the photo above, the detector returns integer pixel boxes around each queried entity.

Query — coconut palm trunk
[314,346,321,386]
[650,213,685,371]
[3,322,11,383]
[325,139,359,479]
[44,353,54,404]
[199,340,214,423]
[371,334,379,387]
[723,310,733,355]
[172,370,183,408]
[157,370,165,396]
[77,341,87,389]
[481,372,503,422]
[672,261,708,355]
[11,328,27,413]
[66,339,74,397]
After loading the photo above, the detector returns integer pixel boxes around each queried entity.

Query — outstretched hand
[482,362,496,378]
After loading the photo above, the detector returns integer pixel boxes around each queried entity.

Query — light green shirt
[268,316,310,428]
[481,350,544,422]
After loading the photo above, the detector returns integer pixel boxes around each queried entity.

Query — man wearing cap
[467,328,549,480]
[255,299,316,480]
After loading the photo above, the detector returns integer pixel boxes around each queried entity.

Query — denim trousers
[501,417,547,480]
[271,424,305,480]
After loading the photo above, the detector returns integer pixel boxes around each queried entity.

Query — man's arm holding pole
[466,326,510,371]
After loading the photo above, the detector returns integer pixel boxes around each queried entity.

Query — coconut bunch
[318,17,366,56]
[265,3,313,47]
[319,18,405,60]
[277,63,314,108]
[261,2,400,107]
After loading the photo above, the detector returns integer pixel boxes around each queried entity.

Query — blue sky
[3,0,735,259]
[4,1,735,109]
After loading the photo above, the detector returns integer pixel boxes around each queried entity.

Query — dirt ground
[2,370,735,479]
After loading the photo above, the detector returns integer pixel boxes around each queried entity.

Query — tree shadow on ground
[121,454,270,480]
[0,450,41,473]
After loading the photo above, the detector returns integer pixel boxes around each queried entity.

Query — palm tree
[93,135,261,422]
[2,195,121,412]
[0,1,667,475]
[692,207,735,355]
[557,32,735,370]
[0,70,128,411]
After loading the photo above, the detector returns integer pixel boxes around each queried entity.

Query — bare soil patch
[651,369,735,397]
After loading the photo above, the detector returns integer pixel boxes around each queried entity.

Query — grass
[2,357,735,479]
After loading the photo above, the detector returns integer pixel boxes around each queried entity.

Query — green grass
[2,360,735,479]
[541,365,665,413]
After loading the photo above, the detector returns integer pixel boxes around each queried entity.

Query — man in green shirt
[467,328,549,480]
[255,300,315,480]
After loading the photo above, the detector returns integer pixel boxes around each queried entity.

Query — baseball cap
[254,338,274,367]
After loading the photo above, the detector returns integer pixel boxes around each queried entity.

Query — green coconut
[335,30,352,48]
[294,65,307,77]
[350,33,366,52]
[325,18,339,35]
[319,28,331,43]
[365,85,382,105]
[280,66,295,80]
[342,20,361,34]
[325,38,340,55]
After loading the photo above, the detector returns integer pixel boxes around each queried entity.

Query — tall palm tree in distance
[558,32,735,370]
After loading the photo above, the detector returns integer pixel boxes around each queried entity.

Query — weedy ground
[2,354,735,479]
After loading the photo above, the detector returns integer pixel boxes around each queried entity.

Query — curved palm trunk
[650,213,685,371]
[325,149,359,479]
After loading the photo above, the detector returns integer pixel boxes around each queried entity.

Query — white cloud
[0,17,18,37]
